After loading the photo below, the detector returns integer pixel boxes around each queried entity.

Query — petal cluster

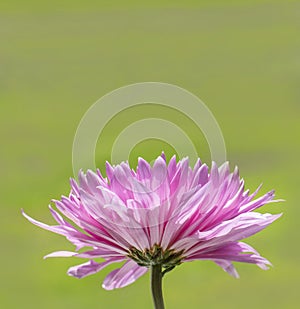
[23,154,281,289]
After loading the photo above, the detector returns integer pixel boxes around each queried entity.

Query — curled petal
[68,258,123,279]
[214,260,239,278]
[102,260,148,290]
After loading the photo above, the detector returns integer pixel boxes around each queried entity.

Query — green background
[1,0,299,308]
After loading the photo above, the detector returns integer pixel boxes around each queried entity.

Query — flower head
[23,154,281,290]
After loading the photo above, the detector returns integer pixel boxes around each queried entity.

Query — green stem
[150,264,165,309]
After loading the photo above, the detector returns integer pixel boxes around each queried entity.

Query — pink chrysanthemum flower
[23,154,281,297]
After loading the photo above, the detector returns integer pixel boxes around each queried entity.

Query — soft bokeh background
[1,0,299,308]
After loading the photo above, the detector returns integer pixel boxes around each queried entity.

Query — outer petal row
[185,241,272,278]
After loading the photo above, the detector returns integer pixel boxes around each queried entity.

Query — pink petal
[44,249,125,260]
[214,260,239,278]
[185,241,272,272]
[102,260,148,290]
[68,258,122,279]
[151,156,168,190]
[174,212,281,255]
[167,155,177,177]
[238,190,276,214]
[137,157,151,180]
[197,212,281,242]
[85,169,104,191]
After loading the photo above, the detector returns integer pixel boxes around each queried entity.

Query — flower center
[128,244,185,275]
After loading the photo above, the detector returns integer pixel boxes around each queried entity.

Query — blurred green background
[1,0,299,308]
